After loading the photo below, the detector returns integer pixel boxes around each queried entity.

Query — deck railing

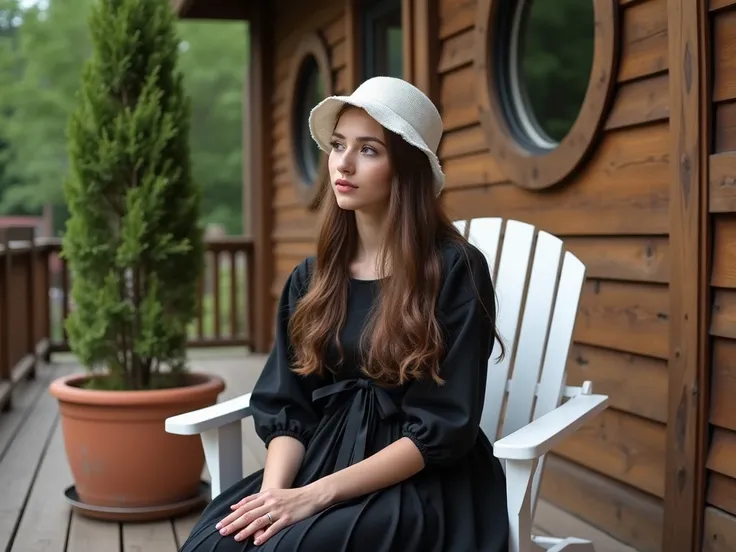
[0,226,255,412]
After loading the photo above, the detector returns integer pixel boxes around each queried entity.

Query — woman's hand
[215,485,331,545]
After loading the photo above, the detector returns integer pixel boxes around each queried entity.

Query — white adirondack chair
[165,218,609,552]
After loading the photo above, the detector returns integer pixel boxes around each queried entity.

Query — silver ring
[266,512,273,524]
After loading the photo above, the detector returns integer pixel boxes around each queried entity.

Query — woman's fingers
[229,493,260,510]
[253,515,290,545]
[216,497,264,531]
[234,512,276,542]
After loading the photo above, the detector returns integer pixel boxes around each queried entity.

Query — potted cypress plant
[49,0,225,521]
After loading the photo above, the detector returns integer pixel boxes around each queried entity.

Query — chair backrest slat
[501,230,564,439]
[456,217,587,512]
[467,218,535,440]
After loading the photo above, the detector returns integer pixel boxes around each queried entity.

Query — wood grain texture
[702,507,736,552]
[664,0,711,548]
[249,0,275,353]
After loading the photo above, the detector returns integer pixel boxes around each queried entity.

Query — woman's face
[327,108,393,214]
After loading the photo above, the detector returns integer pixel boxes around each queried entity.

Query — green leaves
[62,0,203,390]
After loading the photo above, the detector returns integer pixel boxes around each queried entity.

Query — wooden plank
[0,362,56,459]
[711,0,736,12]
[330,40,346,70]
[402,0,414,83]
[715,101,736,153]
[412,0,439,103]
[438,0,473,40]
[563,236,669,283]
[0,364,73,551]
[605,73,670,130]
[575,280,669,359]
[438,27,473,74]
[708,472,736,516]
[344,0,360,93]
[67,514,120,552]
[707,427,736,479]
[274,240,315,259]
[619,0,668,83]
[711,288,736,339]
[710,153,736,212]
[664,0,711,548]
[711,216,736,287]
[703,506,736,552]
[443,151,506,189]
[322,13,345,46]
[439,65,477,131]
[10,424,73,552]
[533,500,639,552]
[250,1,275,353]
[567,344,668,423]
[438,125,486,160]
[123,521,178,551]
[553,408,666,497]
[540,455,663,552]
[442,122,670,236]
[713,10,736,103]
[710,338,736,431]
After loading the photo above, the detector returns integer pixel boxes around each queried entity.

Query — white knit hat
[308,76,445,196]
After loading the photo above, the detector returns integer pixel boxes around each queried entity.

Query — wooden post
[664,0,710,549]
[345,0,361,92]
[248,0,274,354]
[411,0,439,104]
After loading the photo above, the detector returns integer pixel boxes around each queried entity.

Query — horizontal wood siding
[704,1,736,545]
[270,0,345,324]
[436,0,669,549]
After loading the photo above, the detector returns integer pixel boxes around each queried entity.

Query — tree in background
[0,0,246,235]
[62,0,203,390]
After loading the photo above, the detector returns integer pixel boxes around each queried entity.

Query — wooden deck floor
[0,350,638,552]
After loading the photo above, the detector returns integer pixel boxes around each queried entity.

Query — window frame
[474,0,619,190]
[286,32,333,208]
[360,0,403,81]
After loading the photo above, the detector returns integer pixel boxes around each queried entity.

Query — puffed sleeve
[401,243,497,467]
[249,257,324,449]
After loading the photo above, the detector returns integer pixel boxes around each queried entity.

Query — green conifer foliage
[62,0,203,391]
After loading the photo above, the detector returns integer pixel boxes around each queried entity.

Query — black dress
[180,241,509,552]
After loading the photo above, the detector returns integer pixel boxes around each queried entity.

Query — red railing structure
[0,227,255,412]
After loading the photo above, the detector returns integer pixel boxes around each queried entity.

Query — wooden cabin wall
[266,0,678,549]
[702,2,736,549]
[269,0,346,324]
[437,0,669,550]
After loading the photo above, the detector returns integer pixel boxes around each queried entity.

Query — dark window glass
[294,55,324,183]
[505,0,595,148]
[362,0,402,79]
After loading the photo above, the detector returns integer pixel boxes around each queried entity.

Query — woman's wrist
[304,478,336,510]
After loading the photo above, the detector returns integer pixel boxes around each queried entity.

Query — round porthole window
[475,0,618,190]
[287,32,333,208]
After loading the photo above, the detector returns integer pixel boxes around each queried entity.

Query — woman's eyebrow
[331,132,386,147]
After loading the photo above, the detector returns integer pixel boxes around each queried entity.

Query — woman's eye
[329,140,344,151]
[362,146,377,155]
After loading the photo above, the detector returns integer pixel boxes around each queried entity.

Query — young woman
[180,76,509,551]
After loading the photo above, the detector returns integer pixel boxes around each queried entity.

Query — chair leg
[505,458,538,552]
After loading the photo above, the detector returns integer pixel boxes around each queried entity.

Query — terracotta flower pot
[49,372,225,521]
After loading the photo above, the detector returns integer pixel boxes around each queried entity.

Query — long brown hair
[289,106,504,385]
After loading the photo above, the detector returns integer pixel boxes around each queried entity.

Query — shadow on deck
[0,350,638,552]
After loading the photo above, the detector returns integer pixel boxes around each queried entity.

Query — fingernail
[220,528,227,535]
[254,539,261,545]
[234,534,242,541]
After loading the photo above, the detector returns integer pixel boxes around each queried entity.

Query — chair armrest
[165,393,253,435]
[493,393,608,460]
